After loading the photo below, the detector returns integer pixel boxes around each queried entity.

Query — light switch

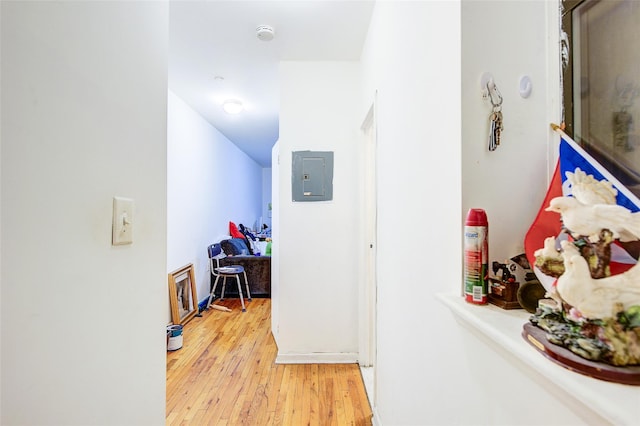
[112,196,134,245]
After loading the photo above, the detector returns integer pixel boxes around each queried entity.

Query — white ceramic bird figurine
[534,236,562,260]
[532,236,566,292]
[565,168,618,205]
[545,196,640,242]
[556,240,640,319]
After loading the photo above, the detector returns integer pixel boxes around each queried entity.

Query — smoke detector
[256,25,275,41]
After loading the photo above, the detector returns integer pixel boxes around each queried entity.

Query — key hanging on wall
[484,78,504,151]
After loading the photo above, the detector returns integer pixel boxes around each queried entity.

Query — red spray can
[464,208,488,304]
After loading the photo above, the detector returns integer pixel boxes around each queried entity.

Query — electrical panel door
[292,151,333,201]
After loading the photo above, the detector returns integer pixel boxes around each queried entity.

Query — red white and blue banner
[524,127,640,290]
[558,134,640,213]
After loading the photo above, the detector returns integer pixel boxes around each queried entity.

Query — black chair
[206,243,251,312]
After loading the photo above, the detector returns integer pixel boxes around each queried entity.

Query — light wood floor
[166,298,373,425]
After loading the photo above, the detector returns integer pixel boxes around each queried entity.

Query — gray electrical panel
[292,151,333,201]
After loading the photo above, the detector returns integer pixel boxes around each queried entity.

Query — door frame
[359,95,378,373]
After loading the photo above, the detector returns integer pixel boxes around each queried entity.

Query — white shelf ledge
[436,293,639,425]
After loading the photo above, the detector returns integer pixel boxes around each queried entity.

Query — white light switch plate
[112,196,134,245]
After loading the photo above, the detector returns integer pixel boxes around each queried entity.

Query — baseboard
[274,352,358,364]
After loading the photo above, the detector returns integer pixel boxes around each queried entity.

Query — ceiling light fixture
[222,99,244,114]
[256,25,275,41]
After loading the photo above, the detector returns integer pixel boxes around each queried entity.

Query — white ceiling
[169,1,375,167]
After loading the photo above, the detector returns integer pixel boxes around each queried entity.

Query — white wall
[271,141,280,344]
[461,0,562,262]
[261,167,272,230]
[167,91,263,319]
[358,1,599,425]
[276,62,360,362]
[359,2,465,423]
[1,2,167,424]
[0,0,4,415]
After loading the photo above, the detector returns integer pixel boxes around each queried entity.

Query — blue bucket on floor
[167,324,183,351]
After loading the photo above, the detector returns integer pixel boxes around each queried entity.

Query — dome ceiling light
[222,99,244,114]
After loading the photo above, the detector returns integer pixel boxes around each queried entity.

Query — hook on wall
[480,72,493,99]
[519,75,532,98]
[480,72,503,109]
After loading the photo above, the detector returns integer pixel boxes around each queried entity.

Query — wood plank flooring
[166,298,373,425]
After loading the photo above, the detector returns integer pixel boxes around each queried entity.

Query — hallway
[166,298,373,425]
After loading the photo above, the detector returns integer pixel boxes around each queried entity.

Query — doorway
[359,97,377,410]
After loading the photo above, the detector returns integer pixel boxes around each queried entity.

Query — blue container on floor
[167,324,183,351]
